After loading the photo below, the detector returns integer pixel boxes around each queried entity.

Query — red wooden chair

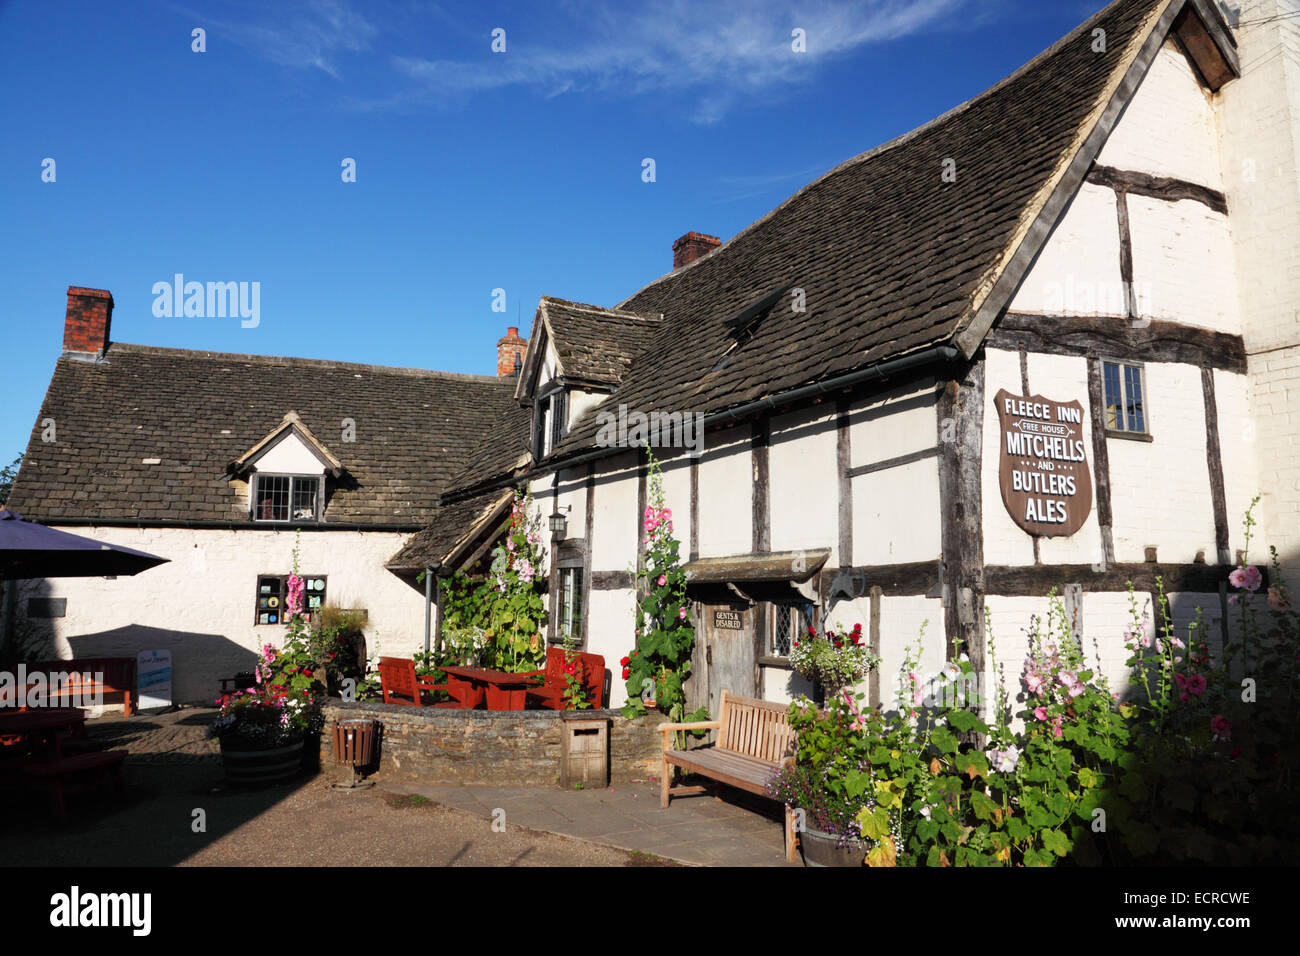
[378,657,455,707]
[523,647,605,710]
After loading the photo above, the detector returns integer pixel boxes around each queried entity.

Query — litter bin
[560,716,609,789]
[331,718,378,790]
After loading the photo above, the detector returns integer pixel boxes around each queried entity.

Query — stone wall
[320,700,669,786]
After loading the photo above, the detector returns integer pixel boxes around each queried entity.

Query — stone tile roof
[8,343,517,525]
[386,489,514,572]
[514,0,1171,475]
[540,297,663,389]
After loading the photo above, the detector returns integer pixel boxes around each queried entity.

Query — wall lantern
[549,506,570,538]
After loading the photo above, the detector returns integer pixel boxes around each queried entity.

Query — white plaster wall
[847,382,941,566]
[16,527,427,704]
[1007,184,1124,316]
[769,405,838,559]
[697,426,752,558]
[585,588,637,707]
[1214,369,1261,558]
[588,451,639,572]
[1128,195,1240,333]
[1219,2,1300,585]
[255,432,327,474]
[981,349,1035,566]
[568,388,608,431]
[658,451,693,552]
[1098,40,1224,189]
[1109,363,1218,564]
[875,596,946,715]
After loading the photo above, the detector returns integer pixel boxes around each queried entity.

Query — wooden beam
[592,570,633,590]
[752,418,770,553]
[844,446,939,479]
[836,397,852,569]
[1086,358,1118,566]
[636,448,648,589]
[1201,368,1232,565]
[990,313,1247,374]
[689,453,700,562]
[868,584,882,709]
[1173,3,1238,92]
[937,356,985,670]
[1087,163,1228,216]
[820,560,942,598]
[1114,187,1139,320]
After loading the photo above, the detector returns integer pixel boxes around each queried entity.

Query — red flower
[620,656,630,667]
[622,667,631,680]
[806,626,815,637]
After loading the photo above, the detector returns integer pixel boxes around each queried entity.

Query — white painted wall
[1007,183,1124,316]
[253,432,328,474]
[13,527,428,705]
[847,381,941,566]
[697,426,752,558]
[1109,362,1218,564]
[1098,40,1224,189]
[769,405,838,558]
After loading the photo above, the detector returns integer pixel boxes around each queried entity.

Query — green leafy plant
[621,450,695,721]
[789,621,880,690]
[560,633,591,709]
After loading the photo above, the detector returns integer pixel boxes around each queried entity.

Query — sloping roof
[230,410,343,477]
[540,297,663,389]
[8,343,517,525]
[442,0,1220,503]
[386,489,514,573]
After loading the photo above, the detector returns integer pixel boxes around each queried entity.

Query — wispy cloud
[385,0,971,122]
[712,163,838,202]
[185,0,378,79]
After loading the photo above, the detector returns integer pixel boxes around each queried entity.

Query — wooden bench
[25,658,136,716]
[378,657,456,707]
[521,647,606,710]
[23,749,128,822]
[659,690,799,862]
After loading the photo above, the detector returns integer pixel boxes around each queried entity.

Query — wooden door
[702,602,755,716]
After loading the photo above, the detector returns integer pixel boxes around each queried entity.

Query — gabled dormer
[515,297,663,459]
[227,411,343,523]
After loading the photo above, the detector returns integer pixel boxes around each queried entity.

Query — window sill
[758,656,793,670]
[1105,429,1153,443]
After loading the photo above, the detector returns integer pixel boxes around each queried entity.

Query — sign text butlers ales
[995,389,1093,537]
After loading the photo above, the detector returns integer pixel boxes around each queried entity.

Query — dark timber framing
[845,446,938,478]
[936,355,985,671]
[989,314,1247,374]
[1086,359,1119,565]
[836,397,852,569]
[1201,368,1232,565]
[689,454,700,562]
[752,418,770,553]
[1114,187,1140,321]
[1086,163,1229,216]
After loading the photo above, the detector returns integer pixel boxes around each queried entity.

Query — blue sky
[0,0,1109,466]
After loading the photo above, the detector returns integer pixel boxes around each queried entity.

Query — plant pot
[219,737,305,786]
[799,823,865,867]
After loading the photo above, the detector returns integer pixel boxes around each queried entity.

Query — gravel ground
[0,762,681,867]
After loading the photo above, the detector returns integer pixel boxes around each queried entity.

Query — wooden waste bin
[560,716,609,789]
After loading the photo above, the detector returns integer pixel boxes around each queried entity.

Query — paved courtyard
[0,706,796,867]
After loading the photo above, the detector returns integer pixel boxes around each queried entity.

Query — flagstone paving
[382,780,796,867]
[85,706,221,763]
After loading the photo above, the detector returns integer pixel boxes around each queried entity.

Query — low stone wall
[319,701,669,786]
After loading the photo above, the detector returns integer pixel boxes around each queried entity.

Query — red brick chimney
[497,326,527,376]
[672,232,721,270]
[63,287,114,356]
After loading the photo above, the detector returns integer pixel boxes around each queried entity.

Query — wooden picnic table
[0,707,87,760]
[438,666,541,710]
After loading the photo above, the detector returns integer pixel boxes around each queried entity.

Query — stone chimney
[497,326,527,376]
[63,286,114,356]
[672,231,721,270]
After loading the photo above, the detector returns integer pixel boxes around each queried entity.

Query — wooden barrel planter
[220,738,305,786]
[799,825,865,867]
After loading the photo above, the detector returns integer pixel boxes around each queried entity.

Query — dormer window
[252,473,323,522]
[535,387,568,459]
[227,411,345,525]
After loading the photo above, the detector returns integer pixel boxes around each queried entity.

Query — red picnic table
[0,707,87,760]
[438,666,540,710]
[0,707,127,821]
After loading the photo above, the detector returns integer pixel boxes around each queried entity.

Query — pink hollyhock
[1034,706,1048,721]
[1051,718,1063,739]
[1186,673,1207,696]
[678,607,687,620]
[1210,714,1232,741]
[1025,671,1044,694]
[657,574,667,587]
[1268,587,1289,611]
[1229,565,1263,593]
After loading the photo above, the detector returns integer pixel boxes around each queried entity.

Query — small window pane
[772,605,792,656]
[256,476,289,521]
[1103,362,1123,431]
[558,566,582,640]
[291,478,318,520]
[1124,364,1145,433]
